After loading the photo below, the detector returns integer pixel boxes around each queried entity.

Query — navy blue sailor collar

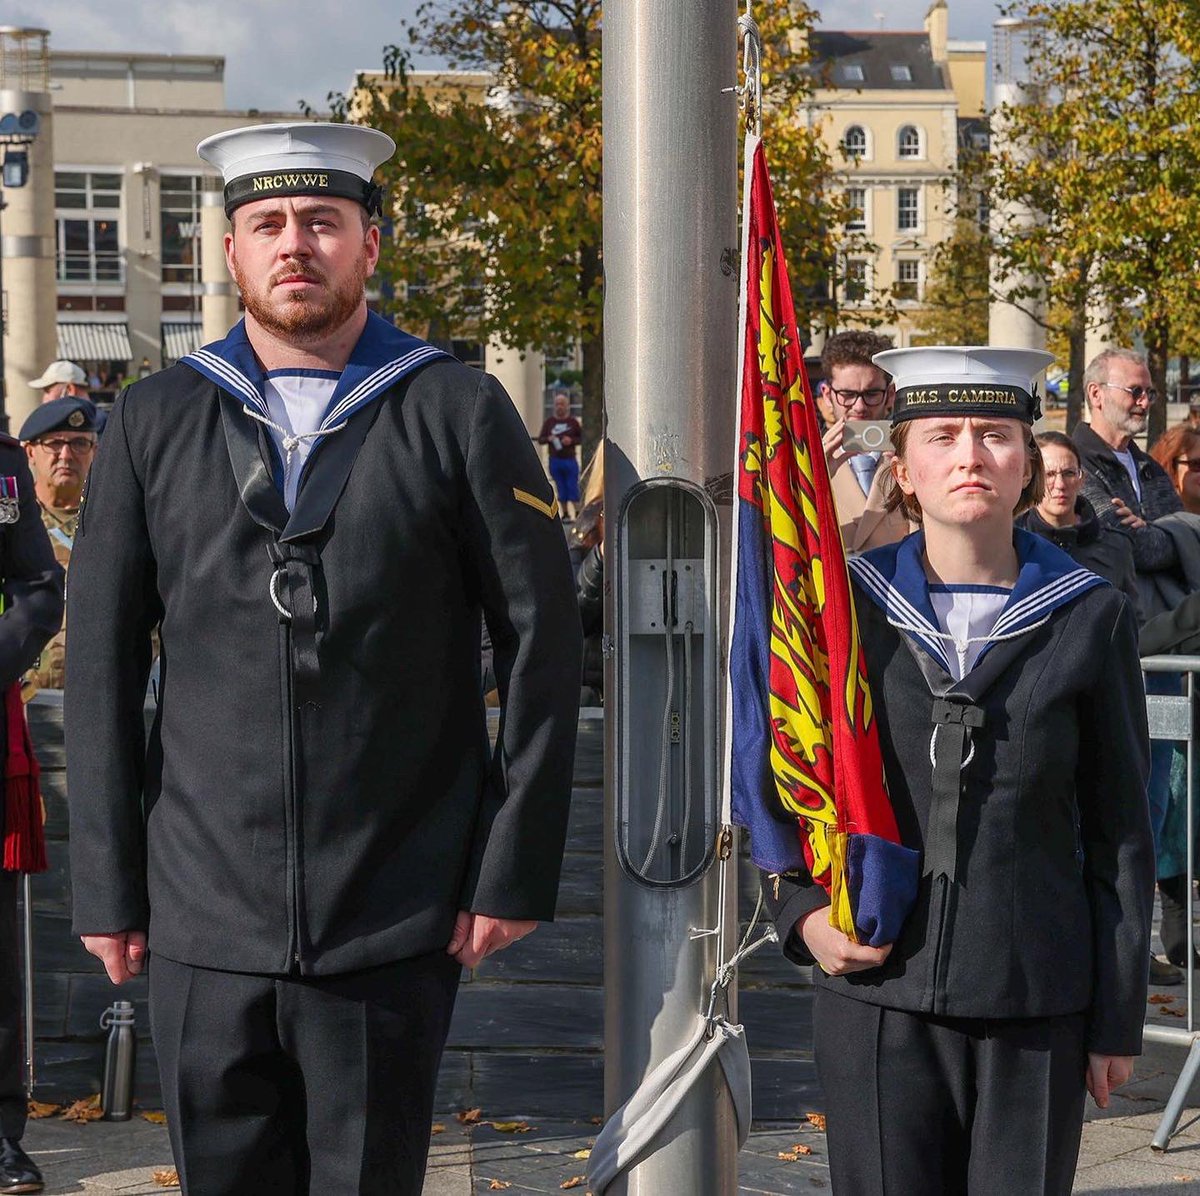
[848,526,1108,675]
[182,310,450,432]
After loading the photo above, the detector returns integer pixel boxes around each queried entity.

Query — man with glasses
[18,398,98,692]
[818,330,912,551]
[1074,347,1189,987]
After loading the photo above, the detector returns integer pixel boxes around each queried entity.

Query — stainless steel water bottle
[100,1000,136,1120]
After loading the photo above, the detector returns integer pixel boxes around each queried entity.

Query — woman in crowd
[1150,423,1200,517]
[1016,430,1140,615]
[764,347,1154,1195]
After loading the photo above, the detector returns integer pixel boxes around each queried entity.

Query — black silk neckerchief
[926,697,985,883]
[218,391,386,707]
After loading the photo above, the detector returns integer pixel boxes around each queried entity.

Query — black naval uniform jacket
[0,438,65,787]
[764,529,1154,1056]
[66,322,582,977]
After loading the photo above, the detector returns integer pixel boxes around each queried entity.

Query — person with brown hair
[1150,423,1200,517]
[1015,430,1139,615]
[818,330,913,551]
[766,346,1153,1194]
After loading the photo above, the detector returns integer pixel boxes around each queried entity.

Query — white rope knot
[240,405,350,497]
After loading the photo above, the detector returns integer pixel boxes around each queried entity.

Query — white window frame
[54,167,124,287]
[843,258,870,306]
[844,186,868,232]
[159,170,205,288]
[896,186,921,233]
[841,124,871,161]
[897,124,923,160]
[895,259,922,303]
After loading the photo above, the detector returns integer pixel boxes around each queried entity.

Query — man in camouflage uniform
[20,398,98,692]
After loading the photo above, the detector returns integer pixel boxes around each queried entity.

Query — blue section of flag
[730,494,806,874]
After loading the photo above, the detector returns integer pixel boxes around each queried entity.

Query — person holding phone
[766,346,1153,1194]
[817,330,913,552]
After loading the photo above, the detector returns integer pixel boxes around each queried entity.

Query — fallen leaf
[779,1151,800,1161]
[792,1143,814,1155]
[490,1120,532,1133]
[431,1123,446,1135]
[805,1112,827,1132]
[1167,1007,1188,1017]
[141,1110,168,1125]
[488,1182,512,1191]
[1174,1177,1194,1184]
[1150,994,1175,1005]
[561,1179,586,1190]
[456,1107,483,1124]
[26,1100,60,1119]
[153,1169,180,1189]
[61,1094,103,1123]
[572,1148,592,1160]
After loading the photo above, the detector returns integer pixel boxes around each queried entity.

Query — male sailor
[66,122,582,1195]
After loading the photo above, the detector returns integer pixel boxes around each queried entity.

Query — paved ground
[15,1032,1200,1194]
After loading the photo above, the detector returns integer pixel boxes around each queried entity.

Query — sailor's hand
[1111,498,1146,529]
[797,908,892,975]
[447,911,537,970]
[1086,1053,1133,1109]
[82,931,147,985]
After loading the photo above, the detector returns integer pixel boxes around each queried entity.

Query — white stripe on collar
[187,349,265,413]
[322,344,445,428]
[990,568,1099,636]
[848,555,952,671]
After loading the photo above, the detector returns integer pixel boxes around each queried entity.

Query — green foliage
[319,1,843,451]
[986,0,1200,437]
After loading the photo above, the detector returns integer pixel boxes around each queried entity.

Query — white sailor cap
[196,121,396,217]
[873,345,1055,425]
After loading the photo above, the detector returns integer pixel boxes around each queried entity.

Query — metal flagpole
[602,0,739,1190]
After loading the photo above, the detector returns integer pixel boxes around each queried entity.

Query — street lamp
[0,103,41,426]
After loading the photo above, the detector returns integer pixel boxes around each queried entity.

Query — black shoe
[1167,950,1200,970]
[1151,954,1184,986]
[0,1139,42,1194]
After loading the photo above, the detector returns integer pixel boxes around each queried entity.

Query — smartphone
[843,419,893,454]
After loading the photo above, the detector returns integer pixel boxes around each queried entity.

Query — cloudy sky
[7,0,1003,113]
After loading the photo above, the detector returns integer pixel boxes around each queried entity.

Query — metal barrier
[1142,655,1200,1151]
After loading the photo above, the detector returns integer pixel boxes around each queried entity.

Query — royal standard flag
[728,139,918,947]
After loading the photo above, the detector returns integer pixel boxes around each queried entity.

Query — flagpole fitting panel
[614,478,721,889]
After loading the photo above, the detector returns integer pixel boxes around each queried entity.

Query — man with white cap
[65,122,581,1194]
[27,361,88,404]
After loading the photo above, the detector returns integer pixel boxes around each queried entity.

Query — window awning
[56,321,133,363]
[162,323,203,362]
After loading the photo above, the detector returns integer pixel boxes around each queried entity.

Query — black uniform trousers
[814,987,1088,1196]
[0,872,24,1141]
[149,950,461,1196]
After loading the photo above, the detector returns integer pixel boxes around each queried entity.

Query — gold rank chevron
[512,487,559,519]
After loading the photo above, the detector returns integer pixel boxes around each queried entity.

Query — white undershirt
[1112,446,1142,502]
[262,372,339,510]
[928,586,1011,681]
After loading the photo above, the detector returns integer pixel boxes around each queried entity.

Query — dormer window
[890,64,913,82]
[841,63,865,83]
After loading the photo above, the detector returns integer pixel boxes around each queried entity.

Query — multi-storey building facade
[808,0,985,346]
[1,44,547,431]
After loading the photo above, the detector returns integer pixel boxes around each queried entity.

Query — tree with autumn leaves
[329,2,849,454]
[983,0,1200,437]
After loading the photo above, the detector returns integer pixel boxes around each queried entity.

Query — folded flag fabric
[4,682,46,874]
[728,138,918,946]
